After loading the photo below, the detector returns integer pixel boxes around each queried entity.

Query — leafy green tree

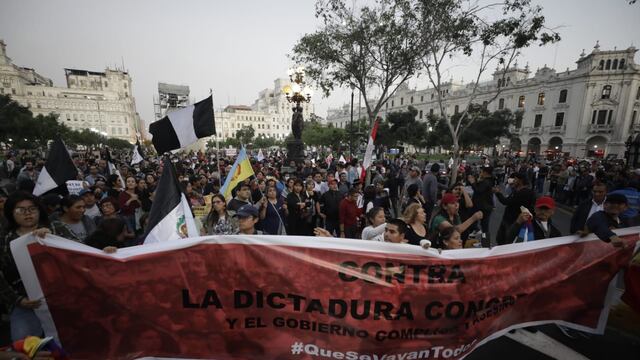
[253,135,278,149]
[292,0,422,127]
[236,125,255,146]
[427,108,520,149]
[384,106,429,149]
[302,120,346,150]
[401,0,560,184]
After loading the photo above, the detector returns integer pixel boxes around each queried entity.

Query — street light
[282,66,313,164]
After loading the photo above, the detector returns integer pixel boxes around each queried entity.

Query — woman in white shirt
[361,207,386,242]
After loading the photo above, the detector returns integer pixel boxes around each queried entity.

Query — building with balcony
[326,42,640,158]
[0,39,143,143]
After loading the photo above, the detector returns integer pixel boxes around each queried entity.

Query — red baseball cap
[441,193,458,205]
[535,196,556,209]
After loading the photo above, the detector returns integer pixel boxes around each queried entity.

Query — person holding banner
[235,204,262,235]
[506,196,562,242]
[1,192,60,341]
[202,194,237,235]
[429,193,483,248]
[361,207,386,242]
[50,195,96,243]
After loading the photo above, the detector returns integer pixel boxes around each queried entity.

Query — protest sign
[11,229,639,359]
[65,180,85,195]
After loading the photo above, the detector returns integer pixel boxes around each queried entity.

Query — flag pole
[210,89,222,181]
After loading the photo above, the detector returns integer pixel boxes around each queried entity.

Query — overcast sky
[1,0,639,129]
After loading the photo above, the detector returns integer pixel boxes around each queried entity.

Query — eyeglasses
[14,206,39,215]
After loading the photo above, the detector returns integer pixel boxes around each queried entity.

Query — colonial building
[0,39,142,143]
[210,78,316,142]
[326,43,640,158]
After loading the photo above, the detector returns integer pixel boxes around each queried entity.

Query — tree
[382,106,430,150]
[302,121,346,150]
[253,135,278,149]
[402,0,560,184]
[236,125,255,146]
[427,108,521,149]
[292,0,422,128]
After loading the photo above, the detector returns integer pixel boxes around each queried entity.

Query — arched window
[506,77,511,84]
[605,59,611,70]
[454,105,459,114]
[601,85,612,99]
[612,59,618,70]
[598,60,604,70]
[619,59,626,69]
[537,92,545,106]
[559,89,568,103]
[498,98,505,110]
[518,95,525,108]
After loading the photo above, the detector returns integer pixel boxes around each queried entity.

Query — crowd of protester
[0,146,637,347]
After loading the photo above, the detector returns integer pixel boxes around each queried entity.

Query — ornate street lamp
[282,66,313,165]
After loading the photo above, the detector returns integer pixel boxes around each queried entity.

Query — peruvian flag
[360,119,379,182]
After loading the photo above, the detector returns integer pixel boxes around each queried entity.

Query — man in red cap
[506,196,562,242]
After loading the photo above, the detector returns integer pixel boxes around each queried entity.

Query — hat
[605,193,628,205]
[78,189,93,197]
[441,193,458,205]
[535,196,555,209]
[234,204,258,218]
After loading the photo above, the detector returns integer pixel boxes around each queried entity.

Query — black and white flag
[149,95,215,154]
[143,156,198,244]
[33,138,78,196]
[105,148,125,188]
[131,140,145,165]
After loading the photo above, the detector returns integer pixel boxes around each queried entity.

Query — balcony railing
[589,124,613,133]
[524,126,544,135]
[548,125,566,134]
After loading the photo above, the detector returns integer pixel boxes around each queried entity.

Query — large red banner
[12,230,639,360]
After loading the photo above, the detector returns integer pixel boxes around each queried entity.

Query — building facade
[210,78,316,142]
[326,43,640,158]
[0,39,142,143]
[154,82,191,121]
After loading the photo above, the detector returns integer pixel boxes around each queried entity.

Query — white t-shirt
[362,223,386,242]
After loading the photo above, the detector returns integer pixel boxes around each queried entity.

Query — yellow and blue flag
[220,148,254,200]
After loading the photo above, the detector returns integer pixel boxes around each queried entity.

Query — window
[559,89,568,103]
[104,81,108,87]
[498,98,505,110]
[497,79,503,87]
[11,89,15,95]
[419,110,423,119]
[385,103,388,109]
[598,60,604,70]
[400,98,403,105]
[431,93,434,100]
[454,105,459,114]
[594,110,608,125]
[27,91,32,95]
[632,111,638,128]
[636,86,640,100]
[619,59,625,69]
[534,114,542,128]
[555,113,564,126]
[605,59,611,70]
[420,95,424,102]
[391,100,394,107]
[607,110,613,124]
[410,96,413,104]
[430,108,434,116]
[482,101,488,109]
[601,85,611,99]
[518,96,525,108]
[612,59,618,70]
[507,77,511,84]
[592,110,597,124]
[537,92,545,106]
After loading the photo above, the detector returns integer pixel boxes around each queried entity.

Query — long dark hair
[205,194,228,228]
[85,217,126,250]
[4,191,50,231]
